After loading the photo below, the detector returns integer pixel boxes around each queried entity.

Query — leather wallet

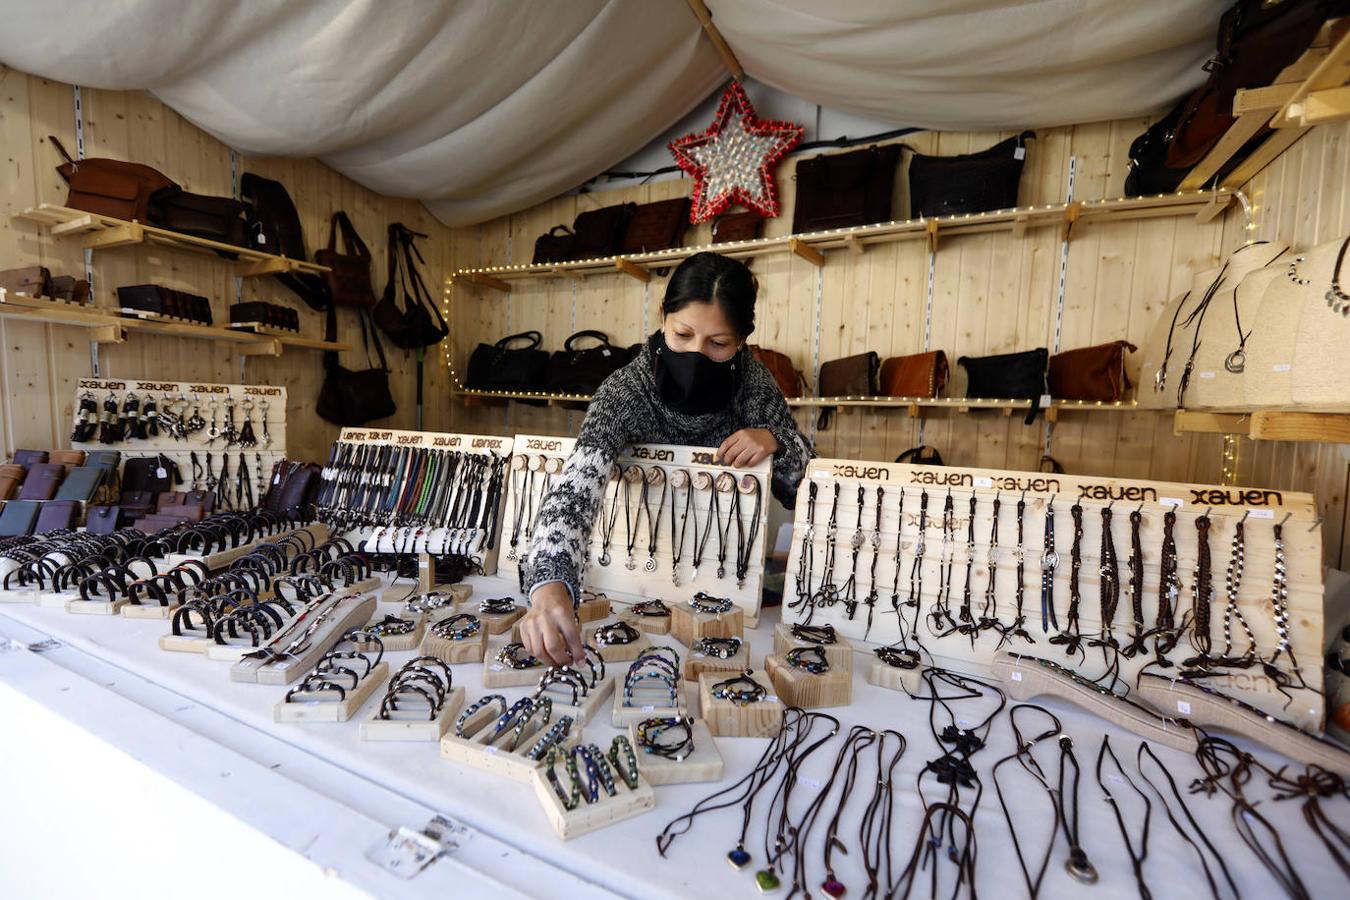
[48,450,86,470]
[84,450,122,469]
[54,465,105,502]
[12,449,48,467]
[17,463,64,501]
[157,503,206,522]
[0,500,40,536]
[0,464,24,501]
[34,500,77,534]
[134,513,190,534]
[156,491,188,510]
[119,489,156,521]
[85,505,122,534]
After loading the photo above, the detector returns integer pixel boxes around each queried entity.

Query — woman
[519,251,811,665]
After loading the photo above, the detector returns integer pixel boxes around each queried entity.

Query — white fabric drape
[0,0,1227,226]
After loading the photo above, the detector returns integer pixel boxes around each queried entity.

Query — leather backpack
[240,172,331,311]
[49,135,177,222]
[373,223,449,349]
[315,211,378,309]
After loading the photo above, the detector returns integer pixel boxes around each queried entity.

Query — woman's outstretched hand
[520,582,585,666]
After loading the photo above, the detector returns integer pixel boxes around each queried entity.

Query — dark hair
[662,251,756,338]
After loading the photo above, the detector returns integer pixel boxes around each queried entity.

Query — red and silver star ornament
[668,82,803,223]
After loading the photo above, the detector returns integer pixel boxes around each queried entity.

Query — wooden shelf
[0,289,350,354]
[445,191,1232,290]
[453,388,1139,419]
[12,204,331,278]
[1174,409,1350,443]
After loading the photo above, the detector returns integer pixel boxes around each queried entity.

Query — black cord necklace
[812,482,842,617]
[1097,735,1154,899]
[978,492,1002,634]
[1122,505,1149,658]
[790,480,818,616]
[991,704,1071,898]
[734,476,762,589]
[929,490,957,635]
[862,485,884,639]
[839,485,866,620]
[690,471,714,581]
[1135,742,1239,900]
[1049,502,1086,658]
[670,469,693,586]
[641,467,667,574]
[597,468,622,567]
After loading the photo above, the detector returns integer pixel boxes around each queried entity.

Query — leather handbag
[12,450,48,467]
[1124,105,1189,197]
[621,198,691,254]
[957,347,1049,424]
[0,266,52,298]
[48,275,91,304]
[0,464,25,501]
[85,505,121,534]
[241,172,331,312]
[907,132,1034,218]
[570,203,636,259]
[0,500,39,537]
[750,345,805,398]
[315,211,378,309]
[712,211,763,244]
[317,304,396,426]
[532,226,576,264]
[147,189,250,248]
[879,351,949,398]
[122,455,178,495]
[895,446,945,466]
[35,501,78,534]
[465,331,550,394]
[373,223,448,349]
[792,144,904,233]
[546,331,632,396]
[118,490,157,521]
[17,463,64,501]
[1166,0,1333,169]
[263,461,321,515]
[49,135,177,222]
[54,466,104,502]
[819,352,880,397]
[1048,340,1137,402]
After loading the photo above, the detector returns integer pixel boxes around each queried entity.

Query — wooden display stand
[783,456,1329,730]
[531,754,655,840]
[36,590,77,610]
[157,633,214,654]
[865,657,924,695]
[619,606,672,635]
[577,592,611,624]
[440,716,582,783]
[273,662,388,723]
[419,624,488,665]
[206,640,273,662]
[628,718,724,785]
[543,676,615,727]
[66,596,129,616]
[381,582,471,606]
[499,435,772,626]
[613,678,686,727]
[361,687,465,743]
[482,651,549,689]
[582,625,652,663]
[992,652,1197,753]
[0,585,39,604]
[697,671,783,737]
[122,601,179,620]
[476,605,525,635]
[772,623,853,671]
[358,612,426,652]
[671,602,743,648]
[230,593,376,685]
[683,640,750,681]
[764,653,852,709]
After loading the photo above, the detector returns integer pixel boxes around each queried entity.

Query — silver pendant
[598,552,611,567]
[672,572,682,586]
[644,558,657,573]
[625,556,637,571]
[690,566,699,581]
[717,564,726,579]
[505,549,517,562]
[1224,349,1246,373]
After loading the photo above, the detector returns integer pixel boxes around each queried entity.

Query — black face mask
[649,330,743,415]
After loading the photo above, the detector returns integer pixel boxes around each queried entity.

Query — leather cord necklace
[838,485,866,620]
[1153,506,1183,665]
[888,487,905,620]
[787,725,874,896]
[978,493,1002,634]
[1121,506,1149,658]
[1095,735,1154,899]
[622,466,642,571]
[669,469,692,586]
[1135,742,1239,900]
[1183,510,1215,671]
[1217,513,1258,667]
[907,489,928,616]
[1154,289,1193,393]
[690,472,715,581]
[1267,515,1300,682]
[597,469,622,567]
[1176,261,1233,408]
[713,475,734,580]
[789,480,817,615]
[505,462,530,561]
[954,492,980,641]
[929,490,957,635]
[813,482,842,613]
[733,476,762,590]
[1050,503,1086,657]
[998,493,1035,648]
[861,485,884,638]
[642,467,667,575]
[1092,504,1120,650]
[1040,497,1059,634]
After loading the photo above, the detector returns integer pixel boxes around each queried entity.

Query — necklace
[1094,504,1120,649]
[979,493,1002,633]
[641,467,667,574]
[622,466,642,571]
[505,461,531,562]
[1267,515,1300,682]
[1183,510,1215,670]
[1217,513,1257,667]
[929,490,957,635]
[999,493,1034,647]
[713,473,735,580]
[597,467,622,567]
[1095,736,1153,897]
[888,487,905,620]
[1040,498,1059,634]
[862,485,884,639]
[955,493,979,640]
[1135,742,1240,900]
[1176,262,1232,407]
[670,469,693,585]
[790,480,818,616]
[838,485,866,620]
[690,471,714,581]
[1154,506,1183,665]
[733,476,762,589]
[812,482,842,615]
[1327,235,1350,315]
[1121,506,1149,658]
[1154,289,1193,392]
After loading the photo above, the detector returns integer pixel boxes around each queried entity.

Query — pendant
[625,556,637,571]
[672,572,682,586]
[717,564,726,579]
[754,869,781,893]
[598,552,611,567]
[1224,349,1246,374]
[727,846,751,870]
[505,549,517,562]
[645,558,657,573]
[691,566,700,581]
[821,877,847,898]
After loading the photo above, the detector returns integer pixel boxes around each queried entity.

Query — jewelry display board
[497,435,771,625]
[783,458,1326,730]
[319,428,515,574]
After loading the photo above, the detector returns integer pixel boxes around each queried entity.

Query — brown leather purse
[315,211,378,309]
[0,266,52,298]
[622,198,691,254]
[817,351,880,429]
[712,211,763,244]
[793,144,904,233]
[0,464,25,501]
[879,351,949,398]
[1048,340,1137,402]
[750,345,805,398]
[49,135,177,222]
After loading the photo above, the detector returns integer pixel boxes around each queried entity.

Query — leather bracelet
[689,591,733,614]
[495,641,541,670]
[456,694,507,738]
[693,636,742,659]
[594,620,640,646]
[478,596,517,616]
[432,613,480,641]
[786,645,830,674]
[630,598,670,617]
[636,715,695,761]
[711,669,766,705]
[791,623,837,645]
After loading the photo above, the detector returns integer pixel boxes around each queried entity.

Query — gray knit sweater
[523,341,811,602]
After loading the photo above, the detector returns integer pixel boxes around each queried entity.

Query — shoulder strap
[334,211,372,261]
[48,135,76,166]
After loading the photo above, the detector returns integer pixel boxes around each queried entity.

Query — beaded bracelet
[509,697,553,751]
[693,636,742,659]
[594,620,641,646]
[712,669,766,706]
[874,645,920,670]
[433,613,480,641]
[630,598,670,617]
[367,614,416,637]
[479,596,517,616]
[546,746,581,811]
[791,623,837,645]
[689,592,733,614]
[608,735,640,788]
[525,714,575,761]
[455,694,507,737]
[636,715,695,761]
[786,646,830,674]
[496,641,541,669]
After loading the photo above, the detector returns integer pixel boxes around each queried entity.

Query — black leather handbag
[547,331,632,397]
[895,445,945,466]
[465,331,550,394]
[570,203,636,259]
[957,347,1048,425]
[793,144,904,233]
[533,226,576,264]
[240,172,330,311]
[317,304,397,426]
[148,188,251,250]
[907,132,1034,218]
[373,223,448,349]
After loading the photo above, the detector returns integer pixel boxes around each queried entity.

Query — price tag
[1248,509,1275,519]
[1177,700,1192,715]
[484,745,498,754]
[694,652,706,659]
[1038,394,1052,408]
[1014,146,1026,160]
[642,704,655,712]
[1160,497,1183,507]
[273,472,282,484]
[601,349,611,357]
[765,695,779,704]
[1273,363,1292,372]
[973,476,993,488]
[489,664,504,672]
[156,467,168,479]
[1010,670,1023,682]
[256,233,267,246]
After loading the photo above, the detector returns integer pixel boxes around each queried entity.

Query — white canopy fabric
[0,0,1228,226]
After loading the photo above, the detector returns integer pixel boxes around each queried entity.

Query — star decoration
[668,82,803,223]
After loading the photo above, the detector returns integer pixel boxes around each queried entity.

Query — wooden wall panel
[0,70,460,465]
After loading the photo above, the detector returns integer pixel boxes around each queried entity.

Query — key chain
[238,398,258,448]
[258,399,272,448]
[206,399,220,441]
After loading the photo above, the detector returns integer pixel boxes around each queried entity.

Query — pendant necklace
[812,482,842,611]
[979,493,1002,633]
[1121,505,1149,658]
[862,485,884,639]
[505,461,531,562]
[838,485,866,619]
[597,467,622,567]
[623,465,642,571]
[669,470,693,585]
[789,480,818,615]
[733,476,762,589]
[1049,502,1085,658]
[689,471,714,581]
[929,489,957,635]
[641,467,667,574]
[714,472,735,580]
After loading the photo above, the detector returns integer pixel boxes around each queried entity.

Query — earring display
[627,715,725,786]
[785,457,1327,730]
[315,428,513,572]
[274,628,390,723]
[441,693,582,783]
[497,435,771,625]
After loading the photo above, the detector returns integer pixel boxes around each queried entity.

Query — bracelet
[366,614,416,637]
[636,715,695,761]
[791,623,837,645]
[608,735,640,789]
[488,697,536,744]
[623,669,678,708]
[479,596,518,616]
[786,645,830,674]
[432,613,480,641]
[405,592,455,614]
[546,746,581,811]
[630,598,670,617]
[574,745,602,804]
[583,743,618,798]
[495,641,541,670]
[509,697,553,751]
[594,620,641,646]
[689,592,733,615]
[525,714,575,761]
[535,665,589,705]
[711,669,766,706]
[693,636,742,659]
[455,694,507,738]
[874,646,920,670]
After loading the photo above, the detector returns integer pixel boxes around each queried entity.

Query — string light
[1221,432,1240,486]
